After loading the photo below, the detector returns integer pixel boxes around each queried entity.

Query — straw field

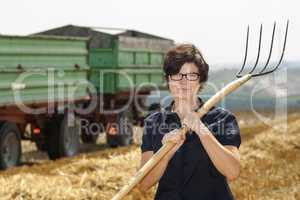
[0,111,299,200]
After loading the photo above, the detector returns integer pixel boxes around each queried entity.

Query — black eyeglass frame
[168,72,200,81]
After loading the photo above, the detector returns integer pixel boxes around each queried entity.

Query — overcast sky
[1,0,299,65]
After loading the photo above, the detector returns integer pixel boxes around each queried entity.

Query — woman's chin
[177,93,192,99]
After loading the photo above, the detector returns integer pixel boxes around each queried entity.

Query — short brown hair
[163,43,209,89]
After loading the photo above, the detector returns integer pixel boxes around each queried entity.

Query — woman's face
[168,62,201,101]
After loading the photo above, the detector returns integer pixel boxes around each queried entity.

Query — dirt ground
[0,111,299,200]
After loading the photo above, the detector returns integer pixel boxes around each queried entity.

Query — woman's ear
[198,82,205,92]
[164,75,169,89]
[166,81,170,90]
[195,83,202,94]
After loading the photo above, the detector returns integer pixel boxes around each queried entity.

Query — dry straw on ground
[0,112,299,200]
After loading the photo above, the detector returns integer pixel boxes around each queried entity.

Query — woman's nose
[179,77,188,84]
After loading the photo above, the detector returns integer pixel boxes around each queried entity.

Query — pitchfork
[112,20,290,200]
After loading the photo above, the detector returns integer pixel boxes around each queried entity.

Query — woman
[139,44,241,200]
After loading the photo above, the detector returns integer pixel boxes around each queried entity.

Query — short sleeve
[141,118,154,152]
[215,112,241,148]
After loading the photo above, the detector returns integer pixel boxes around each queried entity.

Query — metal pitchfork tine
[111,20,290,200]
[237,20,289,78]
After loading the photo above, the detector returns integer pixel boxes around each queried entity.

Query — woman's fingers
[181,131,186,141]
[174,139,185,149]
[162,129,185,145]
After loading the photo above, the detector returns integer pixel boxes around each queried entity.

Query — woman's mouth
[179,87,190,91]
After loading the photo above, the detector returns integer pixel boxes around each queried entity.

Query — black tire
[118,111,134,146]
[106,110,134,147]
[106,135,118,148]
[44,118,61,159]
[0,122,22,170]
[46,113,80,160]
[81,132,99,144]
[59,113,80,157]
[34,138,47,151]
[80,120,102,144]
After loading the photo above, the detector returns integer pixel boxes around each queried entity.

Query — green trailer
[35,25,174,147]
[0,35,90,106]
[35,25,172,93]
[0,34,90,168]
[0,26,173,169]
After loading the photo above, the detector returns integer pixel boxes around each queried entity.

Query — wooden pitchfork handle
[111,74,252,200]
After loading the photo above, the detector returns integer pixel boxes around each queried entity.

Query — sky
[1,0,299,65]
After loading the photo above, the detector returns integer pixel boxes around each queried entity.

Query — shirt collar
[163,96,205,116]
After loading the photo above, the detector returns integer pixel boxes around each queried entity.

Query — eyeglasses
[169,73,200,81]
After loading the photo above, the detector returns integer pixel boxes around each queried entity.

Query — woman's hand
[162,129,186,161]
[182,112,210,137]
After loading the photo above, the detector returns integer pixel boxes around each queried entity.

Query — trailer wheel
[106,133,118,148]
[118,111,134,146]
[81,132,99,144]
[34,138,47,151]
[80,121,102,144]
[44,118,60,159]
[0,122,22,170]
[59,113,80,157]
[107,110,134,147]
[46,114,80,160]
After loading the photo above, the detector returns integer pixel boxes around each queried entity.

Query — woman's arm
[138,151,170,191]
[198,133,241,181]
[138,129,185,191]
[183,112,241,181]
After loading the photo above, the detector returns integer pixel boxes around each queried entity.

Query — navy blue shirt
[141,98,241,200]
